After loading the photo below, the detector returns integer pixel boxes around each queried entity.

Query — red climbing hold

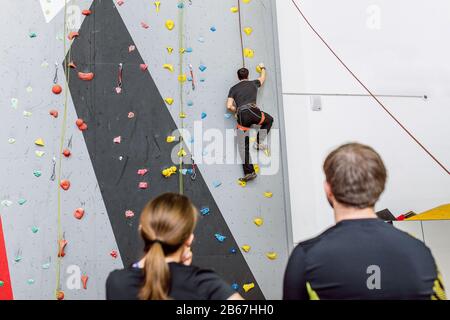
[78,72,95,81]
[62,149,71,157]
[140,64,148,71]
[49,109,59,118]
[52,84,62,95]
[81,275,88,290]
[110,250,118,258]
[139,182,148,189]
[76,119,88,131]
[128,112,135,119]
[74,208,85,220]
[60,180,71,191]
[68,61,77,69]
[68,31,79,40]
[82,10,91,16]
[56,291,65,300]
[57,239,68,257]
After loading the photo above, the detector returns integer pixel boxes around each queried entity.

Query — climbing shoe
[239,172,257,182]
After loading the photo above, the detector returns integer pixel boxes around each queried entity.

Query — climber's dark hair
[237,68,249,80]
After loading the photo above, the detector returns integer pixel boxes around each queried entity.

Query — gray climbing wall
[0,0,291,300]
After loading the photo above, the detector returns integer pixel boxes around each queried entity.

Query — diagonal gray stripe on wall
[65,0,264,299]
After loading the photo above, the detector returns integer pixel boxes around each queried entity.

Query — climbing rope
[237,0,245,67]
[55,0,72,299]
[178,1,186,194]
[290,0,449,175]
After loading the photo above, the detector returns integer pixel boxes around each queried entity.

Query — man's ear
[185,234,194,247]
[324,181,335,208]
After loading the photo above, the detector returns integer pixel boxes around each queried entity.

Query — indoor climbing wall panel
[0,0,290,300]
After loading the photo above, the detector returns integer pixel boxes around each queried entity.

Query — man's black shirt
[284,218,446,300]
[106,263,235,300]
[228,80,261,108]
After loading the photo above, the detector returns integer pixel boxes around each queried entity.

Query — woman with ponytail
[106,193,243,300]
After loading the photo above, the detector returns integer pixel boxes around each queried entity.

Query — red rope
[291,0,449,175]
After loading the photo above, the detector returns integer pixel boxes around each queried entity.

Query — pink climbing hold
[125,210,135,218]
[49,109,59,118]
[81,275,88,290]
[73,208,85,220]
[113,136,121,144]
[139,182,148,189]
[141,22,149,29]
[128,112,135,118]
[117,0,124,6]
[140,64,148,71]
[137,169,148,176]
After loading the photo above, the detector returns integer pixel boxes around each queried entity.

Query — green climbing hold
[27,279,35,285]
[18,199,27,205]
[31,226,39,234]
[33,170,42,178]
[29,32,37,38]
[0,280,4,287]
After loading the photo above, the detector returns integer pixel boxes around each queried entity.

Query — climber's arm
[257,63,266,86]
[227,97,237,113]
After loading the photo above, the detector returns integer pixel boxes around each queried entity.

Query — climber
[227,63,274,182]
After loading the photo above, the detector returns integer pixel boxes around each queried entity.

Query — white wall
[276,0,450,243]
[276,0,450,293]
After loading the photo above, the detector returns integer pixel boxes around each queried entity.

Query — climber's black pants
[236,104,274,175]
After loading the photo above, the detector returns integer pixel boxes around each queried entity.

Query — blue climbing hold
[230,247,237,254]
[215,233,226,242]
[200,78,206,82]
[185,47,193,53]
[200,207,210,216]
[225,113,232,119]
[231,283,239,291]
[187,100,194,107]
[199,64,207,72]
[187,76,193,81]
[177,2,184,9]
[210,26,217,32]
[201,112,207,119]
[213,181,222,188]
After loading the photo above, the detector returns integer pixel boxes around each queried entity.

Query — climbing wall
[0,0,290,300]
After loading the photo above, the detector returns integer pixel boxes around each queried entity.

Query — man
[283,143,446,300]
[227,64,274,182]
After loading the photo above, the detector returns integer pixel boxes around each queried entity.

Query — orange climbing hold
[57,239,68,257]
[52,84,62,95]
[68,31,79,40]
[74,208,85,220]
[62,149,71,157]
[82,10,91,16]
[49,109,59,118]
[76,118,88,131]
[56,291,65,300]
[81,275,88,290]
[77,72,94,81]
[60,180,71,191]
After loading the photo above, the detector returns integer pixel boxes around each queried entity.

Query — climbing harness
[236,104,266,132]
[291,0,449,175]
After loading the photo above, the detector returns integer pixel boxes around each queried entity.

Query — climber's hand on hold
[258,62,266,86]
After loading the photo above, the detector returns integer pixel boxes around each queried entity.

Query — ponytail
[138,242,170,300]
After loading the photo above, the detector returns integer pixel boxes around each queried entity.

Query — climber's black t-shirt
[228,80,261,109]
[106,263,235,300]
[283,218,446,300]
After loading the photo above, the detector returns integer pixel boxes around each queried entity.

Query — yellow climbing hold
[238,180,247,187]
[154,1,161,12]
[241,245,251,253]
[179,48,186,54]
[266,252,278,260]
[165,98,174,105]
[253,218,264,227]
[177,148,187,158]
[166,136,176,143]
[179,112,187,119]
[34,138,45,147]
[243,27,253,36]
[230,7,239,13]
[256,65,263,73]
[244,48,254,58]
[165,20,175,30]
[167,47,174,54]
[254,164,260,173]
[243,0,252,3]
[243,283,255,293]
[178,74,187,82]
[264,192,273,198]
[162,166,177,178]
[163,63,174,72]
